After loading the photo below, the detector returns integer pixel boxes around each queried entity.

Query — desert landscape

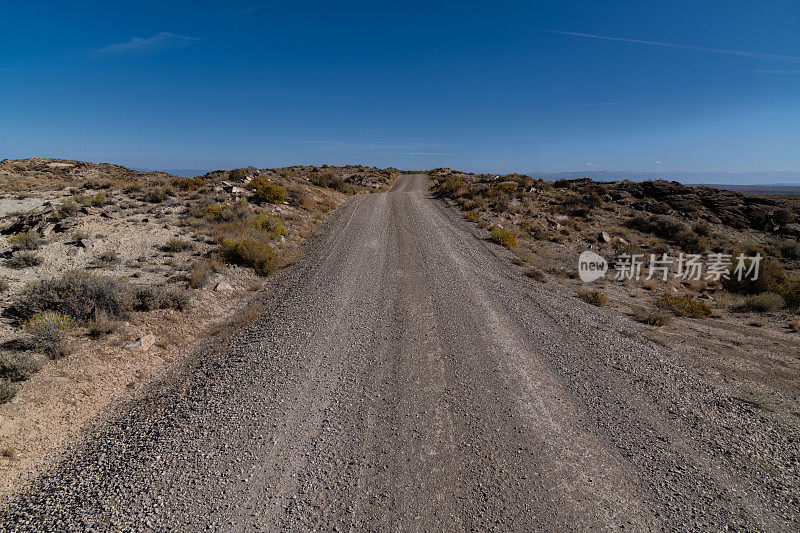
[2,2,799,531]
[0,164,798,530]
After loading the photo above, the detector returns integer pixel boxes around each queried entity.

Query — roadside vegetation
[0,159,400,404]
[431,167,800,396]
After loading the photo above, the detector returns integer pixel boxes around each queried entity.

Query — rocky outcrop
[610,180,797,235]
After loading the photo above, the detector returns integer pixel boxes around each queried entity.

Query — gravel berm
[2,175,798,531]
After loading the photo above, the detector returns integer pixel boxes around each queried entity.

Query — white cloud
[97,32,198,54]
[585,161,597,169]
[655,160,663,165]
[544,30,800,62]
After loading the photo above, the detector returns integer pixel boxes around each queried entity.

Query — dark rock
[647,202,672,215]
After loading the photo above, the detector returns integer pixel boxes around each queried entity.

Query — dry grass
[737,292,785,313]
[523,268,546,282]
[657,297,712,318]
[633,308,672,327]
[577,290,608,307]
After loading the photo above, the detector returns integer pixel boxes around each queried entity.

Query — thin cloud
[97,32,199,54]
[230,6,259,18]
[544,30,800,62]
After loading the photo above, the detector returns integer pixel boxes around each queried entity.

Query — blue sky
[1,1,799,180]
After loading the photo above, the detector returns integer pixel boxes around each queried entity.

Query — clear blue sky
[2,1,799,178]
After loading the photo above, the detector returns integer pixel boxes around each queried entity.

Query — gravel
[2,175,797,531]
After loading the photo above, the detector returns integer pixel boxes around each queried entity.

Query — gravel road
[3,175,798,531]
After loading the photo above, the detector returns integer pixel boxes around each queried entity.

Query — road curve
[2,175,796,531]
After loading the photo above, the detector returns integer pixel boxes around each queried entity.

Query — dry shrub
[95,249,118,266]
[58,197,80,218]
[81,192,105,207]
[229,168,247,180]
[464,211,480,223]
[22,311,75,359]
[296,193,315,210]
[0,379,18,404]
[780,281,800,310]
[189,259,218,289]
[524,268,546,282]
[737,292,785,313]
[789,319,800,333]
[8,231,40,251]
[144,187,170,203]
[657,296,712,318]
[12,271,187,321]
[88,309,115,337]
[715,290,735,309]
[722,256,787,295]
[204,204,231,221]
[219,239,277,276]
[8,251,42,269]
[634,308,672,327]
[0,352,42,381]
[164,238,192,252]
[577,290,608,307]
[175,176,207,191]
[132,285,190,311]
[779,241,800,259]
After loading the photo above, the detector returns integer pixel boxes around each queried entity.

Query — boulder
[782,224,800,238]
[598,231,611,243]
[40,223,55,238]
[214,281,234,292]
[125,334,156,351]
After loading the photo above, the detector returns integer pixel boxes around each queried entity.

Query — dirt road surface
[3,175,797,531]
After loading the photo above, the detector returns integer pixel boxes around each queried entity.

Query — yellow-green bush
[494,181,518,193]
[204,204,231,221]
[8,231,39,251]
[81,192,105,207]
[657,296,712,318]
[175,176,207,191]
[249,212,288,236]
[464,211,480,223]
[219,239,277,276]
[248,176,288,204]
[22,311,76,359]
[490,227,518,248]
